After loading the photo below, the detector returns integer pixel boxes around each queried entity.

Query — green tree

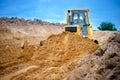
[97,22,117,31]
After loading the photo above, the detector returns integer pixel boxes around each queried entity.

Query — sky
[0,0,120,30]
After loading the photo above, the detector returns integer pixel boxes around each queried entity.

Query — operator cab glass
[68,10,87,25]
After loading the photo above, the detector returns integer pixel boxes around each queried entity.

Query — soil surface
[0,19,119,80]
[0,26,99,80]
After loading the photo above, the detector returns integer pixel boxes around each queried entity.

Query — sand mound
[32,32,98,65]
[0,32,99,80]
[15,32,98,80]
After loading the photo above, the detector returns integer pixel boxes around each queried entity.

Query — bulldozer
[61,9,92,37]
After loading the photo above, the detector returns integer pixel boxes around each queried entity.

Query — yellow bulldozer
[61,9,92,37]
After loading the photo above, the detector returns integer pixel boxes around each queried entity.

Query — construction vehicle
[61,9,92,37]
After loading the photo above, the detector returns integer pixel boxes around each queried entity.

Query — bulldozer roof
[67,9,89,12]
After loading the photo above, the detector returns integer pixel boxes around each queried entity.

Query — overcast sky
[0,0,120,30]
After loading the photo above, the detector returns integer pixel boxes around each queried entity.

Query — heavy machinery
[62,9,92,37]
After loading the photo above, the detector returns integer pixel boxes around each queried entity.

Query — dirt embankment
[14,32,98,80]
[0,24,62,79]
[0,31,99,80]
[90,30,116,45]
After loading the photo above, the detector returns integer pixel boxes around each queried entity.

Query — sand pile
[0,32,99,80]
[16,32,99,80]
[31,32,99,66]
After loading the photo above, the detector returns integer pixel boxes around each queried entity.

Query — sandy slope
[90,30,116,45]
[0,32,98,80]
[0,24,119,80]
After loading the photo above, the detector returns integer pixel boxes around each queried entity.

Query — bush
[98,22,117,31]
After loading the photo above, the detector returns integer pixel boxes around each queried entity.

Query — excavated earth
[65,32,120,80]
[0,24,120,80]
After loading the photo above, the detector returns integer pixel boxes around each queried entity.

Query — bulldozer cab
[67,10,88,25]
[63,9,92,37]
